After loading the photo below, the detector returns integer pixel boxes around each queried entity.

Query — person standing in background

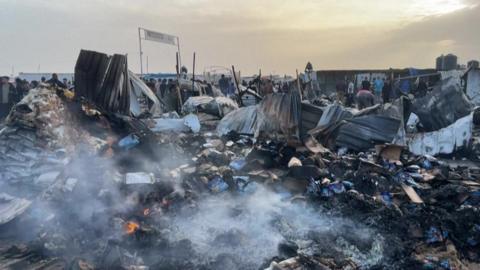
[63,78,70,89]
[356,88,375,110]
[361,77,371,91]
[335,79,347,104]
[14,78,29,101]
[218,74,229,96]
[374,77,384,103]
[346,79,355,107]
[228,82,236,97]
[416,78,428,97]
[382,78,392,103]
[159,79,168,98]
[46,73,67,88]
[0,76,16,119]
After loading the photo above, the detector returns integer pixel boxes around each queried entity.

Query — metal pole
[146,55,149,74]
[177,37,182,70]
[192,52,196,95]
[138,27,143,76]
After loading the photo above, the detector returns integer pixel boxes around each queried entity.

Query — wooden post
[192,52,196,95]
[257,69,261,95]
[232,65,240,94]
[175,52,183,110]
[138,27,143,76]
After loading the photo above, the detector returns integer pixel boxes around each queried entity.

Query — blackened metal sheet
[335,115,401,151]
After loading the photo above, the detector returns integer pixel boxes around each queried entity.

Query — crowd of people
[0,73,72,119]
[2,70,433,121]
[336,76,431,110]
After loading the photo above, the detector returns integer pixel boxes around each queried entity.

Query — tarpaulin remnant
[182,96,238,117]
[150,114,201,133]
[217,92,301,137]
[129,71,162,117]
[217,106,258,136]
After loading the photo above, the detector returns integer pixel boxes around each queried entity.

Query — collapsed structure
[0,50,479,270]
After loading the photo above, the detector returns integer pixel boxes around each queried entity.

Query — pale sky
[0,0,478,76]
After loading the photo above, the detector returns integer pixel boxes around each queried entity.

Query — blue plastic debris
[381,192,393,206]
[439,259,451,270]
[329,182,346,194]
[467,237,478,246]
[422,159,433,170]
[381,160,397,172]
[406,165,420,173]
[229,158,247,171]
[394,171,421,188]
[342,181,354,190]
[234,176,257,194]
[118,134,140,150]
[208,176,229,193]
[422,257,452,270]
[464,191,480,206]
[426,226,448,244]
[320,187,334,198]
[306,178,322,195]
[467,224,480,246]
[409,172,424,181]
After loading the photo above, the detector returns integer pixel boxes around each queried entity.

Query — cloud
[0,0,477,75]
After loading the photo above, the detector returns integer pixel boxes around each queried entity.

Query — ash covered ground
[0,51,479,270]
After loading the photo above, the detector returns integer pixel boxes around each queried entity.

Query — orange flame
[124,221,140,235]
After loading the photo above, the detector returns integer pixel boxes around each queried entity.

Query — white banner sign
[143,29,177,46]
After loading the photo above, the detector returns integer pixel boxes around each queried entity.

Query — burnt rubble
[1,51,480,270]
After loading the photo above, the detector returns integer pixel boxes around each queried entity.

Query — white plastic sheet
[150,114,201,133]
[408,113,473,156]
[182,96,238,117]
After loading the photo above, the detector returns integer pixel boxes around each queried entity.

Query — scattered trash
[380,192,393,206]
[1,49,480,270]
[401,183,424,204]
[0,193,32,225]
[207,176,229,193]
[376,144,403,162]
[125,172,155,185]
[426,226,448,244]
[118,134,140,150]
[150,114,201,133]
[182,96,238,117]
[229,158,247,171]
[287,157,302,168]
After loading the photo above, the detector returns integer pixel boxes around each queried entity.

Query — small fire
[143,208,150,216]
[124,221,140,235]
